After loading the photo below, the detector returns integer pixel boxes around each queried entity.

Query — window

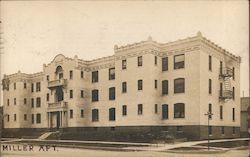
[162,57,168,71]
[174,54,185,69]
[162,104,168,119]
[81,71,84,78]
[14,114,16,121]
[24,114,27,121]
[47,93,49,101]
[31,83,34,92]
[7,115,9,122]
[174,78,185,93]
[232,87,235,100]
[47,75,50,81]
[155,104,158,114]
[36,82,41,92]
[220,106,223,120]
[31,98,34,108]
[155,56,157,65]
[109,68,115,80]
[155,80,157,89]
[209,55,212,71]
[36,97,41,108]
[232,127,235,134]
[70,90,73,99]
[24,82,27,89]
[92,89,99,102]
[208,104,212,119]
[174,103,185,118]
[7,99,9,106]
[122,59,127,70]
[162,80,168,95]
[138,104,143,115]
[14,83,16,90]
[232,67,235,80]
[221,126,224,135]
[138,80,143,90]
[220,83,223,97]
[36,114,41,124]
[209,79,212,94]
[122,105,127,116]
[92,109,99,122]
[14,98,16,105]
[92,71,98,83]
[81,109,84,118]
[24,98,27,105]
[70,110,73,119]
[109,108,116,121]
[122,82,127,93]
[69,70,73,79]
[81,90,84,98]
[220,61,223,74]
[109,87,115,100]
[232,108,235,121]
[138,56,143,66]
[31,114,34,124]
[209,126,212,135]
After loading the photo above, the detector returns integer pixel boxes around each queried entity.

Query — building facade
[240,97,250,137]
[2,32,241,141]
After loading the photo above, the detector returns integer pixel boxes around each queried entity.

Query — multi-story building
[240,97,250,137]
[2,32,241,141]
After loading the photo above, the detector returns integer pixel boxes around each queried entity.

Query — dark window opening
[174,78,185,93]
[109,108,116,121]
[174,103,185,118]
[162,57,168,71]
[122,82,127,93]
[138,80,143,90]
[122,105,127,116]
[122,59,127,70]
[209,55,212,71]
[155,104,158,114]
[70,110,73,119]
[92,109,99,122]
[70,90,73,99]
[109,87,115,100]
[36,82,41,92]
[92,71,99,83]
[69,70,73,79]
[109,68,115,80]
[162,80,168,95]
[162,104,168,119]
[138,56,143,66]
[92,89,99,102]
[36,114,41,124]
[81,90,84,98]
[209,79,212,94]
[81,109,84,118]
[138,104,143,115]
[174,54,185,69]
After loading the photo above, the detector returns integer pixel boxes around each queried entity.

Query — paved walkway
[2,137,249,152]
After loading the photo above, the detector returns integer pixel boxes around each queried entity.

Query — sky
[0,1,249,99]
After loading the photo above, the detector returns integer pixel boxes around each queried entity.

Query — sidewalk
[1,137,249,152]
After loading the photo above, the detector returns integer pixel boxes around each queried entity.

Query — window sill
[174,92,185,95]
[174,117,185,119]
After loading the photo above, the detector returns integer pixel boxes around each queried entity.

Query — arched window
[56,66,63,74]
[92,109,99,122]
[174,78,185,93]
[174,103,185,118]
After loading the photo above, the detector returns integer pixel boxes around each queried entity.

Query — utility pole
[204,111,213,151]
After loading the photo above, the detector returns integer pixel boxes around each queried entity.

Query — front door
[51,112,60,129]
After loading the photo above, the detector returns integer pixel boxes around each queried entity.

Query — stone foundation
[2,125,240,142]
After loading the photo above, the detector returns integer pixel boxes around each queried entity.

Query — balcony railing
[47,101,68,112]
[219,90,233,100]
[219,67,233,78]
[48,79,66,89]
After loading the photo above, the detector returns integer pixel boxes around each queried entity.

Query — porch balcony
[47,101,68,112]
[219,90,233,100]
[47,79,67,89]
[219,67,233,78]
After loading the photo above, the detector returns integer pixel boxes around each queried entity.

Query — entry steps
[38,131,59,140]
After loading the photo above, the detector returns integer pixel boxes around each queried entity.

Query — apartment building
[2,32,241,141]
[240,97,250,137]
